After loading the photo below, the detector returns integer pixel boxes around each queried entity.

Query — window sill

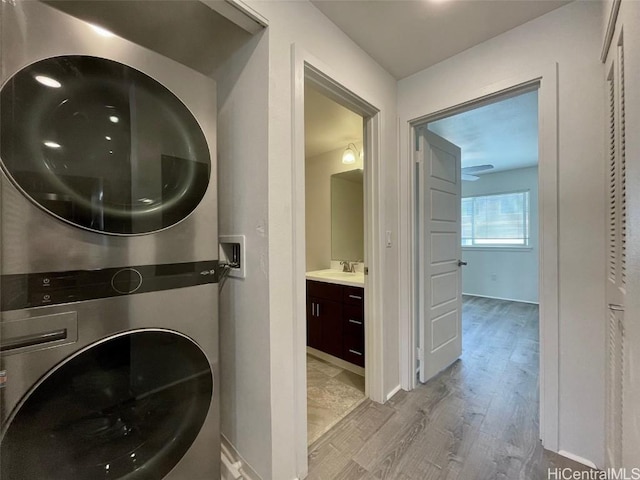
[462,246,534,252]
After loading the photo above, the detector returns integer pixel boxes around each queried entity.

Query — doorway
[303,82,367,445]
[291,54,384,478]
[407,79,559,448]
[415,89,541,382]
[415,88,539,383]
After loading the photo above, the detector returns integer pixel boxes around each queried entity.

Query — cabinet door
[307,298,323,350]
[318,300,343,358]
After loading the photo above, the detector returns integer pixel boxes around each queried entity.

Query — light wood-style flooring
[306,296,592,480]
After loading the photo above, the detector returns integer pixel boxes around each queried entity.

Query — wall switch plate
[219,235,246,279]
[386,230,392,248]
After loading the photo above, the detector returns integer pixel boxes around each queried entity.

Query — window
[462,191,530,247]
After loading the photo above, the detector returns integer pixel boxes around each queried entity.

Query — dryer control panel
[0,260,220,312]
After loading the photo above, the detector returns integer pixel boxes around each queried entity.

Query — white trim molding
[386,384,403,402]
[601,0,622,63]
[557,451,598,470]
[462,293,540,305]
[221,435,262,480]
[201,0,267,34]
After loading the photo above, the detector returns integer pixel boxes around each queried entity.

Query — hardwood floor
[306,296,592,480]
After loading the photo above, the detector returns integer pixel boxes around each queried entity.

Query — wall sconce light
[342,143,362,165]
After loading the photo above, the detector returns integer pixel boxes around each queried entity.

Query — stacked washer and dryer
[0,2,220,479]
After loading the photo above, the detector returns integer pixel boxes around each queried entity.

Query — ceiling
[427,90,538,174]
[311,0,571,79]
[305,84,363,158]
[45,1,252,77]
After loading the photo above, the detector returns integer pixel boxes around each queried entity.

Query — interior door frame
[291,45,384,479]
[398,64,560,452]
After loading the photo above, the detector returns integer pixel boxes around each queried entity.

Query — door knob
[458,260,468,267]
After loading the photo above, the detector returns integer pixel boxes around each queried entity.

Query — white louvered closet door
[605,35,626,470]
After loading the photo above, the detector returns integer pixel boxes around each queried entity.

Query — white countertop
[305,269,365,287]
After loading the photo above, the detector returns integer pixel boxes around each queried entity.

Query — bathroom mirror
[331,169,364,261]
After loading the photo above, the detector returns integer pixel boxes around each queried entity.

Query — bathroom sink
[305,269,365,286]
[315,271,359,279]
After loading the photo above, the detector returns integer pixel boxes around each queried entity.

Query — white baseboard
[557,450,598,469]
[307,347,365,376]
[386,384,402,401]
[462,292,539,305]
[221,435,261,480]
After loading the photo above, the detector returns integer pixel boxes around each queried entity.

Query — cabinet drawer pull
[348,295,362,300]
[348,319,362,325]
[348,349,363,356]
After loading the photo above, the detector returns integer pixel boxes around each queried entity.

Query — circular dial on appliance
[111,268,143,294]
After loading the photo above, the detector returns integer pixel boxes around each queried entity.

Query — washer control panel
[111,268,143,294]
[1,260,219,311]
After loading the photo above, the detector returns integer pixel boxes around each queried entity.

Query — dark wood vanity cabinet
[306,280,365,367]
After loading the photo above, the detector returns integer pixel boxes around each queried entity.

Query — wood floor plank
[352,410,427,470]
[328,460,370,480]
[307,443,355,480]
[318,401,397,457]
[307,297,595,480]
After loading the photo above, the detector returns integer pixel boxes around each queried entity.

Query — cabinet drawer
[343,334,365,367]
[343,304,364,337]
[307,280,342,301]
[343,286,364,306]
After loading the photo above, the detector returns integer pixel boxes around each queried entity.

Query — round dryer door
[0,330,213,480]
[0,55,211,235]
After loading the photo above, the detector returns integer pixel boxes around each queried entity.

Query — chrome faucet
[340,261,356,273]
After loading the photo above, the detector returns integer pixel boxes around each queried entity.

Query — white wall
[215,30,272,477]
[461,167,539,304]
[399,0,605,466]
[228,2,399,479]
[305,145,363,271]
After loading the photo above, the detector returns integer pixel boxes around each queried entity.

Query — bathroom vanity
[305,270,365,367]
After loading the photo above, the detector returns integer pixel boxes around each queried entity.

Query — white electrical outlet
[386,230,392,247]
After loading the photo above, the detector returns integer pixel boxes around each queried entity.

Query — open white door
[417,127,463,383]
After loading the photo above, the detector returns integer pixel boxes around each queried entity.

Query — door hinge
[416,347,423,362]
[364,267,368,275]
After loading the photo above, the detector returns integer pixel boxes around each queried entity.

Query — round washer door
[0,55,211,235]
[1,330,213,480]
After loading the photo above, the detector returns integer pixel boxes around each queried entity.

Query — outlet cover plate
[219,234,246,279]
